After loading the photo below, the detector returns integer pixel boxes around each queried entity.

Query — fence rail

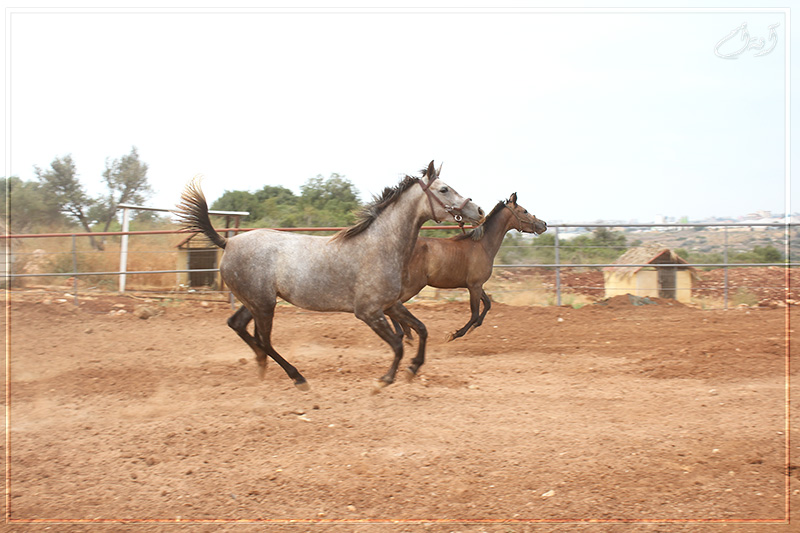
[3,222,795,310]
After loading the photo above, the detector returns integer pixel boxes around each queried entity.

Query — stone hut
[603,244,696,303]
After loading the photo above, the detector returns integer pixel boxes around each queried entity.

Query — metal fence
[2,221,795,310]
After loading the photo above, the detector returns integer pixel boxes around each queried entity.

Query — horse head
[506,192,547,234]
[418,160,485,225]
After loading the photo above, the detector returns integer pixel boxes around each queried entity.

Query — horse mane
[452,199,507,242]
[333,173,422,241]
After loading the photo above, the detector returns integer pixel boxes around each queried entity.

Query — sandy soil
[491,266,796,306]
[3,291,798,533]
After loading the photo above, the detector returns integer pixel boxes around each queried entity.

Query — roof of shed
[176,232,219,249]
[604,244,695,276]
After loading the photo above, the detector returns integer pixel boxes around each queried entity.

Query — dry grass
[408,272,594,309]
[11,232,182,291]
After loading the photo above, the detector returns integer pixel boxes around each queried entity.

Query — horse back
[220,229,400,313]
[419,236,493,288]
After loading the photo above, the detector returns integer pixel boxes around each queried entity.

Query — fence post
[119,207,130,293]
[70,235,79,306]
[723,226,729,310]
[555,226,561,306]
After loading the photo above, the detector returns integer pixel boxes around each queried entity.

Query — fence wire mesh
[3,222,796,310]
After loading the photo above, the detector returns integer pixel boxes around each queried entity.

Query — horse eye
[439,187,449,193]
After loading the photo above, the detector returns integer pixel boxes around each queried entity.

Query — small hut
[175,209,247,290]
[603,244,696,303]
[176,233,222,289]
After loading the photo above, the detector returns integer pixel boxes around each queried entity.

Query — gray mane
[333,172,422,241]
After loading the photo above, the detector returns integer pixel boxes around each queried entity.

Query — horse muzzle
[448,199,484,226]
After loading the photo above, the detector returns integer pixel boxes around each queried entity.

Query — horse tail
[174,176,228,249]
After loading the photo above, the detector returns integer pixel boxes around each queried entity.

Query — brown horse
[397,193,546,341]
[174,161,484,391]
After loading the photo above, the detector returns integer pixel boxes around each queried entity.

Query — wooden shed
[603,245,696,303]
[174,210,247,290]
[176,233,222,289]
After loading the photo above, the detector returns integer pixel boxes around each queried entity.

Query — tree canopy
[0,176,68,233]
[210,173,361,228]
[10,148,153,248]
[97,146,152,232]
[7,150,362,238]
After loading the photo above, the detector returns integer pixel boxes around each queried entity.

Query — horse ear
[436,161,443,177]
[509,192,518,205]
[425,160,436,182]
[425,160,436,181]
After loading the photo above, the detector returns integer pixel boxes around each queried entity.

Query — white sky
[3,2,794,223]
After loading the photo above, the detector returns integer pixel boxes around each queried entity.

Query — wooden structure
[175,212,248,289]
[603,244,696,303]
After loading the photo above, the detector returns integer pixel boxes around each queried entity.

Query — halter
[504,203,527,232]
[504,203,544,234]
[417,178,471,228]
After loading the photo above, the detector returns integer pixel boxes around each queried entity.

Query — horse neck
[480,206,516,256]
[366,184,430,260]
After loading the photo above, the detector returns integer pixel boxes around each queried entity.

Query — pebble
[133,306,157,320]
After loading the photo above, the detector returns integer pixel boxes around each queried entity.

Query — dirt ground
[492,266,796,306]
[3,289,798,533]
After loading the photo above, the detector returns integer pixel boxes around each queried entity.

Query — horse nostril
[478,208,485,216]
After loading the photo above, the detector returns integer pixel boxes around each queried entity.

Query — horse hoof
[403,367,417,382]
[294,379,310,392]
[258,366,268,379]
[444,332,455,342]
[371,380,389,395]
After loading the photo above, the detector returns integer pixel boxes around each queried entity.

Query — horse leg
[227,306,269,372]
[386,303,428,380]
[359,312,405,391]
[447,286,482,342]
[473,289,492,328]
[389,316,415,343]
[251,306,309,391]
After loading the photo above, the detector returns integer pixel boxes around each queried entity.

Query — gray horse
[174,161,484,391]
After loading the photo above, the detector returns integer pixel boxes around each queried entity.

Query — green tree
[211,190,263,221]
[496,228,628,265]
[565,228,627,263]
[527,232,557,263]
[98,146,152,233]
[1,176,69,233]
[297,173,361,226]
[212,185,298,225]
[210,173,361,229]
[255,185,297,206]
[732,245,784,263]
[35,154,104,249]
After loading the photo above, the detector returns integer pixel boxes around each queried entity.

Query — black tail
[173,177,228,249]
